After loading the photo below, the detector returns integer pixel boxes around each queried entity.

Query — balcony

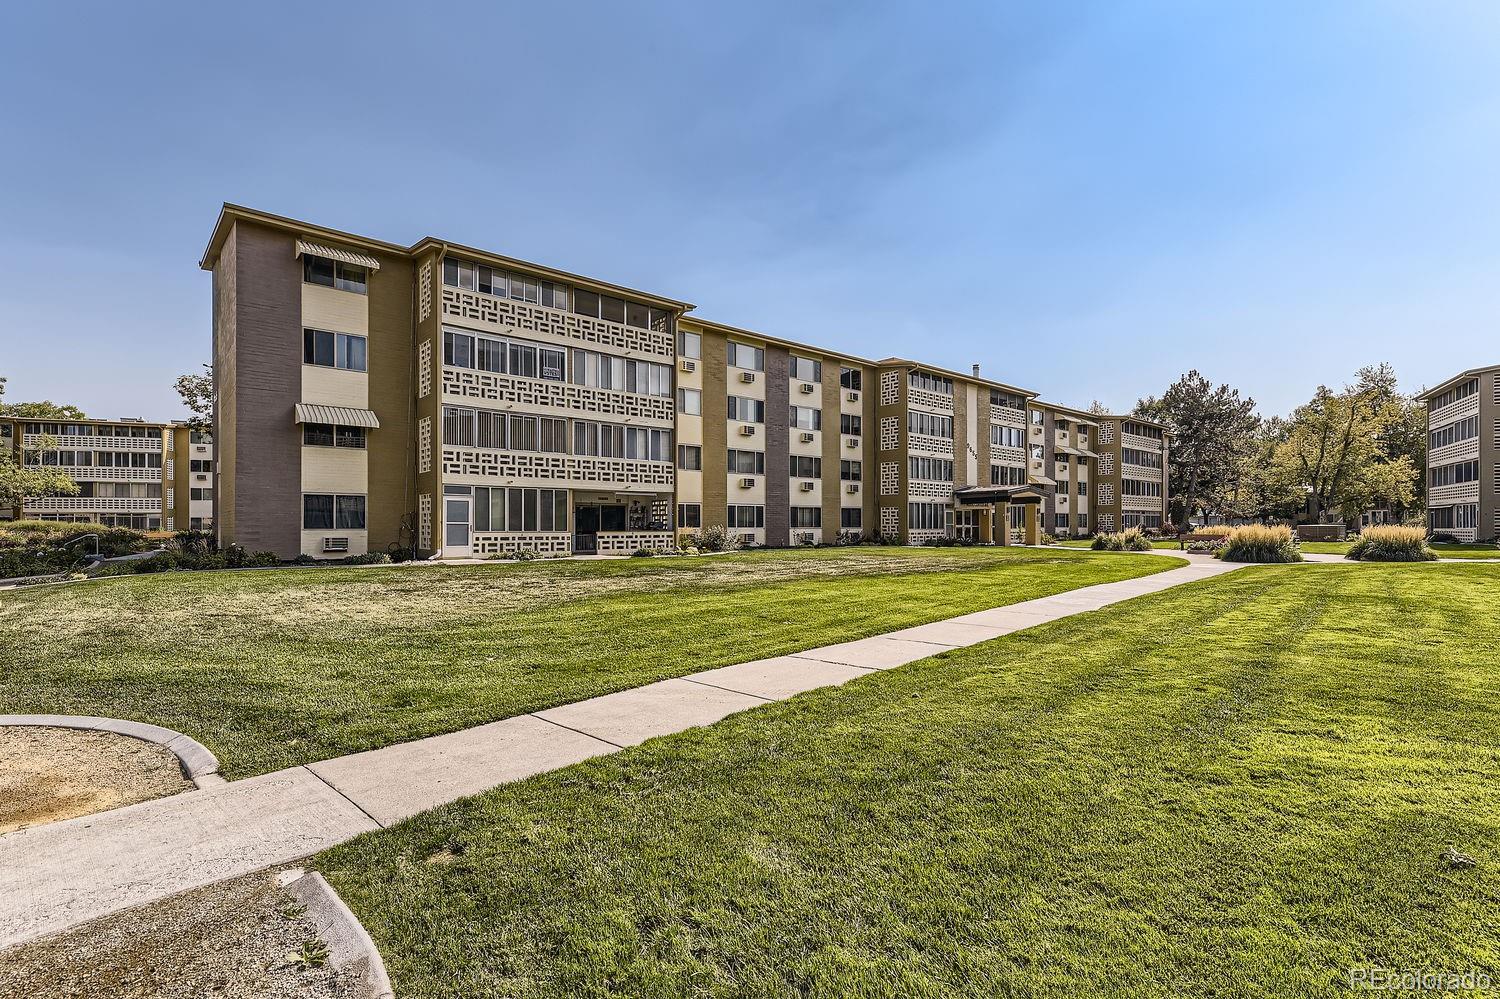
[442,447,673,491]
[24,496,162,512]
[441,287,673,360]
[594,531,676,555]
[442,367,673,426]
[23,433,162,451]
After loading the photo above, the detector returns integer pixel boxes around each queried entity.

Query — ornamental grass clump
[1219,524,1301,563]
[1091,528,1153,552]
[1347,525,1436,562]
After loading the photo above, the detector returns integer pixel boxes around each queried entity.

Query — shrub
[342,552,392,565]
[1347,525,1435,562]
[1196,525,1234,539]
[693,524,742,553]
[1185,538,1229,555]
[385,546,415,563]
[171,529,216,558]
[1219,524,1302,563]
[630,548,656,558]
[1092,528,1153,552]
[132,552,179,573]
[1428,532,1460,545]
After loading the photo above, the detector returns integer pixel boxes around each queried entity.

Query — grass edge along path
[1,547,1180,778]
[317,563,1500,999]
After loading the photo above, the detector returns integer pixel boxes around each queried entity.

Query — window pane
[341,334,367,371]
[573,288,600,317]
[334,263,367,294]
[304,256,335,287]
[303,423,334,447]
[625,301,650,329]
[337,495,367,530]
[523,489,538,531]
[554,491,568,532]
[303,494,334,529]
[600,295,626,323]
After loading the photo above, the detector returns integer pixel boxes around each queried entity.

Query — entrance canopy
[953,484,1045,506]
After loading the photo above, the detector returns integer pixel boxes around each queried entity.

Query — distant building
[1418,365,1498,541]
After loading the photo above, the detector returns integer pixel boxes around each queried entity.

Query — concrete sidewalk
[0,554,1241,950]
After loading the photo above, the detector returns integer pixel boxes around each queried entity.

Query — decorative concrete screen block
[417,417,432,473]
[1098,452,1114,476]
[908,433,954,458]
[596,532,676,554]
[441,289,673,359]
[908,480,953,500]
[908,388,953,413]
[418,340,432,398]
[880,506,900,539]
[880,370,900,406]
[880,461,899,497]
[442,449,674,489]
[1098,422,1116,445]
[1098,483,1114,505]
[880,416,900,452]
[418,494,432,549]
[441,368,674,423]
[418,260,432,322]
[1099,513,1115,533]
[472,532,571,556]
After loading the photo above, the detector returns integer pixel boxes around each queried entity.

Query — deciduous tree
[1134,371,1260,530]
[174,364,213,433]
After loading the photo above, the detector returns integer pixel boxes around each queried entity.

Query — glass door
[444,497,472,556]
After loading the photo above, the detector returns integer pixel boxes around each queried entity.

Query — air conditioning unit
[799,432,815,443]
[739,371,756,383]
[845,437,859,448]
[846,483,859,494]
[741,533,757,545]
[322,537,350,553]
[793,532,815,545]
[846,391,859,402]
[679,359,697,373]
[799,383,815,394]
[739,477,756,488]
[799,481,815,492]
[738,425,756,436]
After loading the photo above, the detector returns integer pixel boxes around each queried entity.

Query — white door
[444,497,472,556]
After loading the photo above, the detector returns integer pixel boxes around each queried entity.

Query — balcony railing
[23,434,163,451]
[441,288,673,359]
[442,367,674,425]
[595,531,676,555]
[442,447,674,490]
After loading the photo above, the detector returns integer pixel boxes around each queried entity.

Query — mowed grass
[1299,540,1499,559]
[317,564,1500,999]
[0,547,1175,777]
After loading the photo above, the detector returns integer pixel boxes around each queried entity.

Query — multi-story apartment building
[201,205,1130,558]
[0,417,204,531]
[1030,402,1098,538]
[1419,365,1498,542]
[1092,414,1170,534]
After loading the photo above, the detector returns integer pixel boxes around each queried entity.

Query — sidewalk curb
[288,871,395,999]
[0,714,220,783]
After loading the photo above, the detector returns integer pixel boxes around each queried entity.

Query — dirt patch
[0,869,369,999]
[0,727,192,834]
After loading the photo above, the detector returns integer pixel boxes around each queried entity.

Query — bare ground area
[0,870,369,999]
[0,727,192,834]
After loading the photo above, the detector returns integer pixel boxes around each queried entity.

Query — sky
[2,1,1498,421]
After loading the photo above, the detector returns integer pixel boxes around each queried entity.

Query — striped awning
[1058,445,1099,459]
[295,239,381,271]
[1029,473,1057,487]
[294,404,381,429]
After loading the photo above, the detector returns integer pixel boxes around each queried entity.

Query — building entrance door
[444,497,472,557]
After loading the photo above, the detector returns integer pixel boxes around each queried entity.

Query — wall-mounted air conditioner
[739,425,756,436]
[847,391,859,402]
[680,359,697,373]
[799,383,815,394]
[739,371,756,383]
[799,481,815,492]
[846,483,859,494]
[739,477,756,488]
[845,437,859,448]
[322,537,350,553]
[799,432,815,443]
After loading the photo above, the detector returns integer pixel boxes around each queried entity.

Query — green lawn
[0,547,1175,777]
[1298,540,1499,559]
[317,564,1500,998]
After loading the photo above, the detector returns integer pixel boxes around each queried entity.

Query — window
[727,449,765,475]
[790,455,822,478]
[840,367,863,391]
[908,502,947,530]
[678,503,702,529]
[909,457,954,481]
[1121,512,1163,530]
[189,459,212,472]
[840,460,862,481]
[678,444,702,470]
[841,508,863,529]
[909,371,953,395]
[1430,378,1480,411]
[791,507,822,528]
[303,256,367,295]
[302,423,335,447]
[908,412,953,438]
[304,329,368,371]
[1429,415,1480,451]
[1078,479,1087,495]
[1055,513,1069,530]
[678,388,701,415]
[335,426,367,449]
[790,406,822,431]
[678,330,701,359]
[991,464,1025,486]
[1030,444,1044,461]
[1122,478,1163,497]
[443,258,666,327]
[189,430,211,444]
[190,487,212,501]
[1030,409,1044,426]
[473,487,568,532]
[1122,420,1165,440]
[1430,460,1480,487]
[573,421,672,460]
[727,342,764,370]
[989,389,1026,412]
[1077,512,1088,530]
[840,414,862,436]
[443,406,476,447]
[1122,447,1162,469]
[570,348,671,396]
[727,505,765,529]
[790,357,822,382]
[990,425,1024,448]
[302,493,364,529]
[727,396,765,423]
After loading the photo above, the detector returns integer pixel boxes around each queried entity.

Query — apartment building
[1030,402,1098,538]
[1419,365,1499,542]
[202,205,1139,558]
[1092,414,1170,533]
[0,417,204,531]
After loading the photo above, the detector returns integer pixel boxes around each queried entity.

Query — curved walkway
[0,555,1241,950]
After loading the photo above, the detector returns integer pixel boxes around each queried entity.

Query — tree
[1354,363,1425,518]
[174,364,213,433]
[1134,371,1260,530]
[0,377,80,507]
[1086,400,1110,417]
[0,391,87,420]
[1269,374,1415,523]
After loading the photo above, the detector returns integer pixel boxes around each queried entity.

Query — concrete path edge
[0,714,221,785]
[288,870,394,999]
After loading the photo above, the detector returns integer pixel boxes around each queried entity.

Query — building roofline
[6,416,177,429]
[1033,400,1100,424]
[200,204,694,312]
[680,315,880,367]
[875,357,1036,399]
[1417,364,1500,403]
[1103,412,1170,431]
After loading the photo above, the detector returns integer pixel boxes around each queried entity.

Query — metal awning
[1058,445,1099,459]
[294,404,381,429]
[954,484,1046,506]
[296,239,381,271]
[1029,473,1057,487]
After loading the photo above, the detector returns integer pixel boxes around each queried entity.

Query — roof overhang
[296,239,381,271]
[954,484,1046,506]
[294,404,381,429]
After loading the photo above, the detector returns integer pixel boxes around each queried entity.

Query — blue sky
[2,1,1497,420]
